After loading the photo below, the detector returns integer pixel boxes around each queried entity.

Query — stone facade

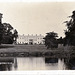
[17,34,44,45]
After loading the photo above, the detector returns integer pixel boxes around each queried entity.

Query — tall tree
[64,10,75,46]
[2,23,18,44]
[0,13,4,44]
[44,32,58,49]
[0,23,4,44]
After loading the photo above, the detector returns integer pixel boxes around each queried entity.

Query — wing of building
[16,34,45,45]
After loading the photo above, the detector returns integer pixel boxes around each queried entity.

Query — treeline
[0,13,18,44]
[44,10,75,49]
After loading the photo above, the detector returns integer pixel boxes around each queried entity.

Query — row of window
[18,37,43,40]
[17,42,44,44]
[17,39,44,41]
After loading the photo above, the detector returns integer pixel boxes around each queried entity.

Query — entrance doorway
[29,39,33,45]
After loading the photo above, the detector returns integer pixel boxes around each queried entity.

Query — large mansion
[17,34,45,45]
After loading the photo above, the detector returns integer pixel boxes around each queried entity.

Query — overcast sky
[0,2,75,37]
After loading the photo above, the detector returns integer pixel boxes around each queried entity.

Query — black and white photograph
[0,0,75,74]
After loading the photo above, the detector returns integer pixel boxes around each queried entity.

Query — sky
[0,2,75,37]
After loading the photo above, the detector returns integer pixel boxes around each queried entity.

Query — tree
[57,37,63,44]
[0,23,4,44]
[12,29,18,43]
[0,13,18,44]
[0,13,4,44]
[64,10,75,46]
[44,32,58,49]
[2,23,18,44]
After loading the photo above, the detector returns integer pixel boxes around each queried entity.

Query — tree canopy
[2,23,18,44]
[0,13,18,44]
[64,10,75,46]
[44,32,58,49]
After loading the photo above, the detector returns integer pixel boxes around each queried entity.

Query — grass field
[0,44,47,52]
[0,44,74,58]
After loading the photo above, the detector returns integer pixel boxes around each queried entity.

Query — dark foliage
[0,23,4,44]
[2,23,18,44]
[64,10,75,46]
[57,37,63,44]
[44,32,58,49]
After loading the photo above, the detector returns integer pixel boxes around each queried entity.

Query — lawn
[0,44,74,58]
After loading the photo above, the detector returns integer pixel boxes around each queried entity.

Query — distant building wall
[17,34,45,45]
